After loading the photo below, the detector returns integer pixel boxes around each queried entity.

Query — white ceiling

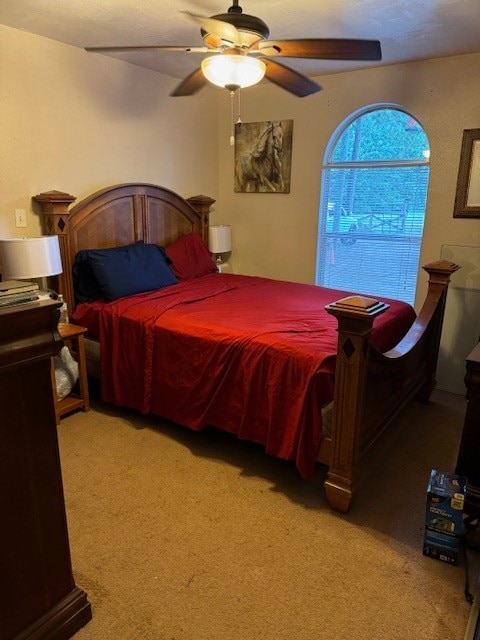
[1,0,480,85]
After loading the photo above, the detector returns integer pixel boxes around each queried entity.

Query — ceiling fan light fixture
[201,55,266,89]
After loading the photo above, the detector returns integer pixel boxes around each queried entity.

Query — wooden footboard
[322,260,459,512]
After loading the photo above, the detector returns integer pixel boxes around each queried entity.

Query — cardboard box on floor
[423,469,466,565]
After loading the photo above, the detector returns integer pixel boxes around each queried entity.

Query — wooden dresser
[455,341,480,517]
[0,300,91,640]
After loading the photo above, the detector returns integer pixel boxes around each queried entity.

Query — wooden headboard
[33,183,215,314]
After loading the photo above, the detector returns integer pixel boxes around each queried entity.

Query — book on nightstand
[0,280,40,307]
[0,292,40,308]
[0,279,39,296]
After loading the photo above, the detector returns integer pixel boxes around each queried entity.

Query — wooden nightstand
[52,322,90,424]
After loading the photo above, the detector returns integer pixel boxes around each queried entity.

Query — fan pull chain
[229,90,235,146]
[229,88,243,146]
[236,88,242,125]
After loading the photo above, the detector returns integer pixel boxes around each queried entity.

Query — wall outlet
[14,208,27,228]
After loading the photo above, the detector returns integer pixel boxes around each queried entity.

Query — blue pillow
[83,242,178,302]
[73,242,143,302]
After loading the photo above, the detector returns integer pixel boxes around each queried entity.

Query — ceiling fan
[85,1,382,98]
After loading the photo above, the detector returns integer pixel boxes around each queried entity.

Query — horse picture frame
[234,120,293,193]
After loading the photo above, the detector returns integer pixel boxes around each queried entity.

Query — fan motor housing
[203,12,270,47]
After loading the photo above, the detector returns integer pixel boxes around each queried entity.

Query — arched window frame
[316,103,430,305]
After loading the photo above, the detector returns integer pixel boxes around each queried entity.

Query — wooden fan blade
[85,45,214,53]
[262,59,322,97]
[183,11,239,45]
[170,67,207,97]
[259,38,382,61]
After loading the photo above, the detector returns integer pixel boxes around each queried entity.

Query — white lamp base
[217,261,233,274]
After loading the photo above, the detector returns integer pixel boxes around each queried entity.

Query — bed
[34,183,459,512]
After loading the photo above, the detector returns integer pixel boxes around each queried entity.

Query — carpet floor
[57,389,478,640]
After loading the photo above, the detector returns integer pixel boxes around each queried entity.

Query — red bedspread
[73,274,415,478]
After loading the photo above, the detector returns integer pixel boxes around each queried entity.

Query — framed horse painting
[234,120,293,193]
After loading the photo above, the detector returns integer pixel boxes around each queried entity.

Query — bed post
[415,260,460,401]
[33,190,77,315]
[186,195,216,245]
[324,296,390,513]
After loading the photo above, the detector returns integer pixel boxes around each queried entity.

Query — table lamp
[209,225,232,273]
[0,235,63,294]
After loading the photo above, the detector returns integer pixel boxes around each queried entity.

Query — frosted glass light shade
[201,56,266,89]
[209,225,232,254]
[0,235,62,279]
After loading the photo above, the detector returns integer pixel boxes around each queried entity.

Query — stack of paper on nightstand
[0,279,40,307]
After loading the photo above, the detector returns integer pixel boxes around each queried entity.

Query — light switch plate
[14,209,27,228]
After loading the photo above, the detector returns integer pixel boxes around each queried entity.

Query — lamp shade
[0,236,62,279]
[209,225,232,254]
[201,55,266,90]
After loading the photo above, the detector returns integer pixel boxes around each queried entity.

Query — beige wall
[3,23,477,302]
[0,24,219,247]
[216,52,480,309]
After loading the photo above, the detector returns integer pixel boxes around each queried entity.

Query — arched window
[315,105,430,304]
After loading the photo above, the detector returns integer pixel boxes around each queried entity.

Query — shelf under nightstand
[52,322,90,424]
